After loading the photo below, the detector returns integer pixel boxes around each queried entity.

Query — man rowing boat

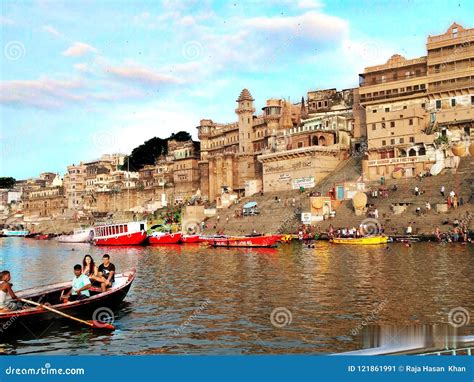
[0,270,20,311]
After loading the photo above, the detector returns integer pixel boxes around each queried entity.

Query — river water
[1,238,473,355]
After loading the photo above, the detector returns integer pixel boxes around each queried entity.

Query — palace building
[359,22,474,181]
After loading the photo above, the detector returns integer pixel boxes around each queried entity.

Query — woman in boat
[0,270,20,311]
[82,255,99,283]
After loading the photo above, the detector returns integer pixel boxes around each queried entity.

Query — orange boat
[206,235,280,248]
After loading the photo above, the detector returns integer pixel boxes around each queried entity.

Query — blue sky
[1,0,473,179]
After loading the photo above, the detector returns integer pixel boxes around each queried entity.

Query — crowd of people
[0,254,116,312]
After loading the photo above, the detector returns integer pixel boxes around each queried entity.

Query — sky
[1,0,473,179]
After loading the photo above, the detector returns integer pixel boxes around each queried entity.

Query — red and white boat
[148,232,182,244]
[180,234,201,243]
[206,235,280,248]
[93,221,147,246]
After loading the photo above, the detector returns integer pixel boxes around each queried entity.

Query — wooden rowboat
[0,269,136,334]
[330,236,389,245]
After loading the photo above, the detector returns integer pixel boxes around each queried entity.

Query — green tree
[0,177,16,189]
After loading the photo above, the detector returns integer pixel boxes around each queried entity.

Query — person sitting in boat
[82,255,99,283]
[96,254,116,292]
[0,270,21,311]
[63,264,91,302]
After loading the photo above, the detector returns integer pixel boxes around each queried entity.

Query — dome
[451,141,466,157]
[237,88,254,102]
[352,192,367,210]
[311,198,324,209]
[52,174,63,187]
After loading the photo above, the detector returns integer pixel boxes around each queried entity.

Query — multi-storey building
[197,89,301,201]
[168,139,201,202]
[426,22,474,141]
[257,88,354,192]
[63,163,87,210]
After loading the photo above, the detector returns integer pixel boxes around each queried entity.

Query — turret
[235,89,255,154]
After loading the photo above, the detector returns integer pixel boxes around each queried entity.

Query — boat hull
[57,229,93,243]
[94,231,147,246]
[180,235,201,243]
[330,236,389,245]
[2,230,29,237]
[0,270,136,333]
[148,232,182,244]
[209,235,280,248]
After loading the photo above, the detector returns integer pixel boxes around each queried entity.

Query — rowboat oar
[20,298,115,331]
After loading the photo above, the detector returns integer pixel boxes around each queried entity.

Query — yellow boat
[330,236,389,245]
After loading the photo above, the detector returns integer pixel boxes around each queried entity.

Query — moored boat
[34,234,51,240]
[148,232,182,244]
[2,229,29,237]
[93,221,147,246]
[0,269,136,333]
[208,234,280,248]
[180,234,201,243]
[57,228,93,243]
[330,236,389,245]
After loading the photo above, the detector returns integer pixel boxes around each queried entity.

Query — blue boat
[2,229,30,237]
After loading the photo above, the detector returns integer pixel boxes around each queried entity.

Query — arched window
[408,148,417,157]
[319,136,326,146]
[419,147,426,156]
[312,136,319,146]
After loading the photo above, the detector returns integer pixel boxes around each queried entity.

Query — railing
[427,28,474,43]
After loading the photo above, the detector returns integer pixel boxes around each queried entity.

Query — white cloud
[62,42,99,57]
[42,25,63,38]
[297,0,324,9]
[106,63,182,86]
[0,16,15,25]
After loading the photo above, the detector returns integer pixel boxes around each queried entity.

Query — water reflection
[0,238,473,354]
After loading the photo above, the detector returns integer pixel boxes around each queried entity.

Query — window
[391,121,395,128]
[382,123,386,129]
[298,142,303,148]
[400,115,403,119]
[421,103,425,108]
[403,106,407,109]
[409,119,413,126]
[391,139,395,145]
[409,137,415,143]
[372,124,376,131]
[385,107,390,112]
[382,140,386,146]
[372,109,377,113]
[436,100,441,109]
[400,138,404,144]
[471,96,474,105]
[451,98,456,107]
